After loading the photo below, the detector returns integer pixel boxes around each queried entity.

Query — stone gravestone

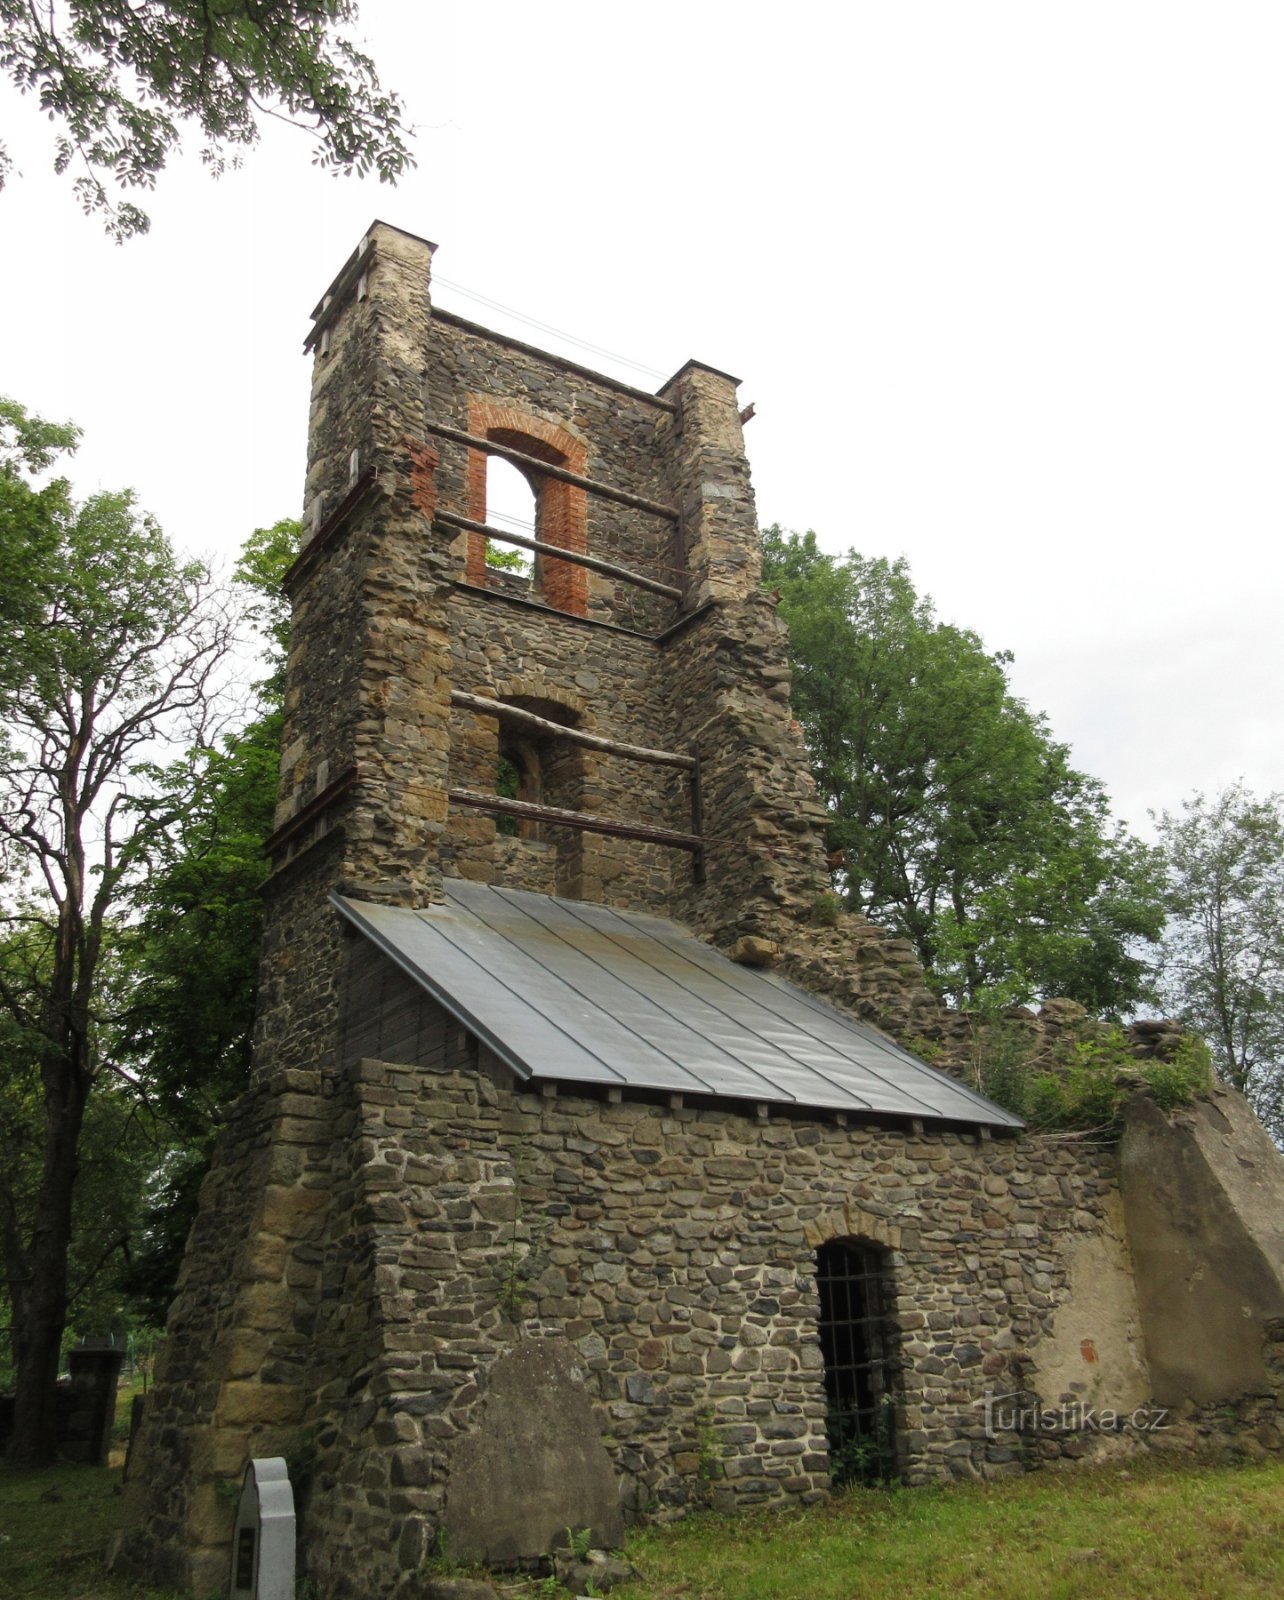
[229,1457,295,1600]
[443,1340,623,1565]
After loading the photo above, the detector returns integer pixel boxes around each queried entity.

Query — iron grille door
[816,1240,899,1484]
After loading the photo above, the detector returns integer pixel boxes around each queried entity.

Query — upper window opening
[485,457,535,577]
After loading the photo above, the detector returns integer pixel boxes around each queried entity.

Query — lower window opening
[816,1238,900,1484]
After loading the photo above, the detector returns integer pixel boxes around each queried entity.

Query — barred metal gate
[816,1239,899,1484]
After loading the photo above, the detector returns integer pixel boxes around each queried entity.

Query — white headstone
[228,1456,296,1600]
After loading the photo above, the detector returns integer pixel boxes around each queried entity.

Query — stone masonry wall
[287,997,1135,1596]
[442,589,682,908]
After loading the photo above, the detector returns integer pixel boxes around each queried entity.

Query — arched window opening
[494,731,545,841]
[467,404,589,617]
[495,750,523,837]
[485,457,535,578]
[816,1239,900,1484]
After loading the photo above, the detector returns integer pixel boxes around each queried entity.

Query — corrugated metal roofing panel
[333,881,1024,1129]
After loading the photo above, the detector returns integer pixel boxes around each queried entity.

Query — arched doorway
[816,1238,900,1483]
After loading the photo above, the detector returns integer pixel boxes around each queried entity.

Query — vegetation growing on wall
[970,1016,1212,1136]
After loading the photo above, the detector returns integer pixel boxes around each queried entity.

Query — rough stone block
[216,1381,308,1428]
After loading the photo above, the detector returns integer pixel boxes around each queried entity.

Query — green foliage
[0,1,414,239]
[1154,784,1284,1139]
[122,709,282,1129]
[968,1019,1033,1116]
[694,1407,726,1501]
[761,527,1165,1015]
[114,525,296,1320]
[234,517,301,698]
[971,1020,1210,1135]
[898,1033,944,1066]
[566,1524,593,1559]
[496,751,522,837]
[419,1527,464,1578]
[0,402,293,1457]
[0,400,240,1460]
[1141,1035,1214,1111]
[811,891,842,926]
[0,952,163,1381]
[825,1394,899,1487]
[486,543,533,573]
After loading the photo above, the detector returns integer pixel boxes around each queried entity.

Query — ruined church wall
[293,1008,1141,1594]
[661,596,832,940]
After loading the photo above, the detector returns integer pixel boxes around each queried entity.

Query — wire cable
[432,274,669,383]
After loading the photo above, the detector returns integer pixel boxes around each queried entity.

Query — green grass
[0,1379,177,1600]
[0,1454,1281,1598]
[0,1463,180,1600]
[615,1458,1284,1600]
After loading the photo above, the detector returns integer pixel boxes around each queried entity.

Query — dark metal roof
[333,881,1024,1130]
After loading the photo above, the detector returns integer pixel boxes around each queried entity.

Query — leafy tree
[0,1,413,239]
[0,399,235,1464]
[0,399,79,625]
[116,520,296,1321]
[1154,784,1284,1137]
[0,971,162,1388]
[762,528,1164,1013]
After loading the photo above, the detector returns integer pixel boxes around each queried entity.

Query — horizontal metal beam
[447,788,704,852]
[450,691,695,770]
[423,421,679,520]
[436,513,683,601]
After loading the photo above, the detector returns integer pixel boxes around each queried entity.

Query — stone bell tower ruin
[268,220,830,933]
[114,224,1284,1598]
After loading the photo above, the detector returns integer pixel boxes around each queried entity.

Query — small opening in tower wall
[816,1239,900,1484]
[485,456,535,578]
[494,734,543,840]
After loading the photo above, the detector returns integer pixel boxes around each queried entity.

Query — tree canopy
[0,1,413,239]
[1154,784,1284,1139]
[761,528,1165,1013]
[0,397,236,1463]
[115,521,295,1314]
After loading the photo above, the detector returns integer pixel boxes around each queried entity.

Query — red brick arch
[467,399,589,617]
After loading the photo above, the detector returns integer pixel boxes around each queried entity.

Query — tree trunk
[5,1041,89,1467]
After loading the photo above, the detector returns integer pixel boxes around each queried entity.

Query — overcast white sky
[2,1,1280,838]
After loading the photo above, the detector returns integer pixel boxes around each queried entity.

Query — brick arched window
[467,401,588,617]
[484,456,535,578]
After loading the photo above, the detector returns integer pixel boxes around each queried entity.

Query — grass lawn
[615,1457,1284,1600]
[1,1453,1281,1598]
[0,1463,180,1600]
